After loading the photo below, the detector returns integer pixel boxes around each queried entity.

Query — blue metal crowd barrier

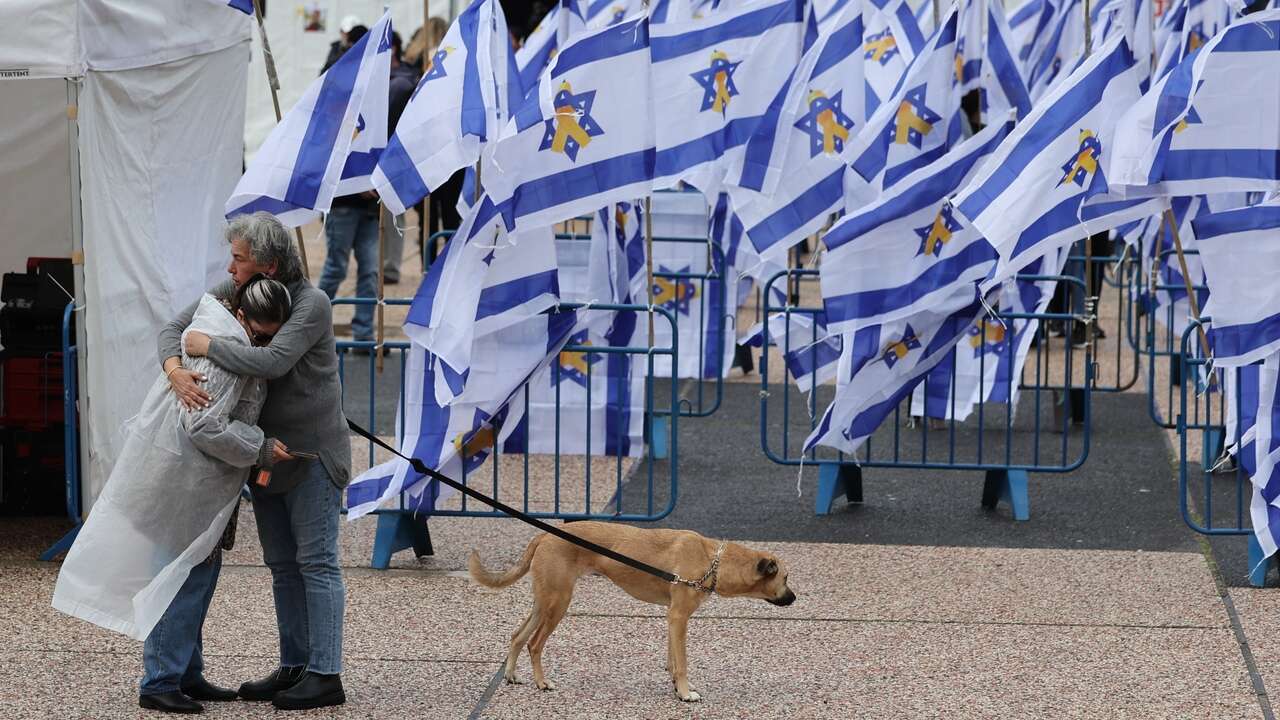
[40,302,82,561]
[333,297,680,568]
[1144,248,1206,429]
[1065,251,1141,393]
[1174,318,1271,585]
[758,270,1093,521]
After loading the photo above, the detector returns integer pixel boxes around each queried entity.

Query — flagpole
[252,0,311,280]
[645,196,655,348]
[420,0,433,265]
[1164,209,1213,363]
[1081,0,1095,354]
[932,0,941,29]
[377,202,387,372]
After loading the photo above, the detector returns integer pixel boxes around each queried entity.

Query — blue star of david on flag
[863,29,900,66]
[410,47,453,101]
[913,205,963,257]
[795,90,856,158]
[893,85,941,149]
[881,324,922,368]
[1175,105,1203,133]
[554,330,601,388]
[1058,130,1103,188]
[652,266,698,316]
[538,82,605,162]
[690,51,742,115]
[609,6,627,24]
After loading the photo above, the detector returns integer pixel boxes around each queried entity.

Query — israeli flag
[822,117,1014,334]
[403,198,561,405]
[978,0,1034,119]
[515,4,561,90]
[1192,196,1280,367]
[952,35,1165,289]
[346,311,582,518]
[867,0,928,60]
[724,2,863,262]
[1242,356,1280,562]
[804,286,987,454]
[1025,0,1085,101]
[1008,0,1052,65]
[741,312,842,395]
[1109,11,1280,199]
[1151,195,1211,340]
[843,4,965,194]
[911,316,1007,421]
[372,0,519,215]
[484,16,656,234]
[225,12,393,226]
[587,0,644,29]
[862,0,918,116]
[650,0,811,194]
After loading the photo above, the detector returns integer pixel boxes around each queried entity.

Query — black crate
[0,426,66,516]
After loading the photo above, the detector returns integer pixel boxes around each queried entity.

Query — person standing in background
[321,16,364,74]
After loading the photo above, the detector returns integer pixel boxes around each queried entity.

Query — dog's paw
[535,679,557,692]
[676,689,702,703]
[504,673,523,685]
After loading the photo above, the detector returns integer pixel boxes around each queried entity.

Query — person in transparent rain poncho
[52,275,294,715]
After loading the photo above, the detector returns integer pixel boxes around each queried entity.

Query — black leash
[347,419,709,589]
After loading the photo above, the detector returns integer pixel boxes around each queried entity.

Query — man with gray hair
[160,211,351,711]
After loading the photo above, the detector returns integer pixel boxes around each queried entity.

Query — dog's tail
[468,536,542,589]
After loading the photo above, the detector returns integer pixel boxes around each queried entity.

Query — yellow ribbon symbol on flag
[559,342,593,377]
[809,91,850,155]
[711,51,733,114]
[894,100,934,145]
[551,82,593,155]
[954,53,964,85]
[864,34,897,63]
[968,319,1007,349]
[920,211,953,256]
[1059,129,1100,186]
[453,426,496,458]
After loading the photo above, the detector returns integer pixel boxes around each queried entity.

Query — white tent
[1,0,250,509]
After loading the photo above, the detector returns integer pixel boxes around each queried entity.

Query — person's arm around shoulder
[179,361,291,468]
[199,288,331,380]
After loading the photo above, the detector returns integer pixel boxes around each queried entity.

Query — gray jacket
[158,278,352,494]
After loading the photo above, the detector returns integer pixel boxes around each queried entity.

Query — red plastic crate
[0,354,64,430]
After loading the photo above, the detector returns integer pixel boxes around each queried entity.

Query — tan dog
[468,521,796,702]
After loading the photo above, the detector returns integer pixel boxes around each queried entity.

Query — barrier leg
[733,343,755,375]
[1203,427,1225,473]
[371,511,433,570]
[649,414,670,461]
[981,469,1030,521]
[816,463,862,515]
[39,525,80,561]
[1249,534,1271,588]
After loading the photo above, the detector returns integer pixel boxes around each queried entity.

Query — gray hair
[226,211,304,284]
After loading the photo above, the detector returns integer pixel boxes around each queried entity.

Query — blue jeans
[319,204,379,340]
[140,552,222,696]
[249,461,346,674]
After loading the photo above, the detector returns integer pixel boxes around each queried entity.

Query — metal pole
[932,0,940,29]
[645,196,655,348]
[377,202,386,372]
[420,0,432,262]
[252,0,311,279]
[1165,209,1213,362]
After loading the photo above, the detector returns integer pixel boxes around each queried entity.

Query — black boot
[237,665,305,701]
[138,691,203,714]
[271,671,346,711]
[180,677,238,702]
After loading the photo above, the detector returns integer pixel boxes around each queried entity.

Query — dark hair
[232,274,292,328]
[391,31,403,60]
[347,25,369,45]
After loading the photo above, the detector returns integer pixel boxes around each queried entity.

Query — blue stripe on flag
[283,34,369,209]
[746,166,845,252]
[227,195,304,219]
[1209,313,1280,363]
[737,77,795,191]
[476,269,561,320]
[1007,195,1152,261]
[519,36,557,91]
[985,8,1031,117]
[650,0,803,61]
[507,149,656,225]
[1192,204,1280,239]
[228,0,254,13]
[657,116,771,182]
[553,18,650,78]
[1158,149,1280,185]
[956,38,1134,221]
[377,135,433,209]
[341,149,382,181]
[893,3,927,54]
[823,241,995,323]
[459,4,488,138]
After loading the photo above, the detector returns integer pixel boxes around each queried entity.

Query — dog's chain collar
[670,542,726,595]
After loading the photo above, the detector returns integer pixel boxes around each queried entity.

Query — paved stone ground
[5,241,1279,718]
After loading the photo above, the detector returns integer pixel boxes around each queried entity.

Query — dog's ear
[757,557,778,577]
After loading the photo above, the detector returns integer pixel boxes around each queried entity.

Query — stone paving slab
[478,615,1260,720]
